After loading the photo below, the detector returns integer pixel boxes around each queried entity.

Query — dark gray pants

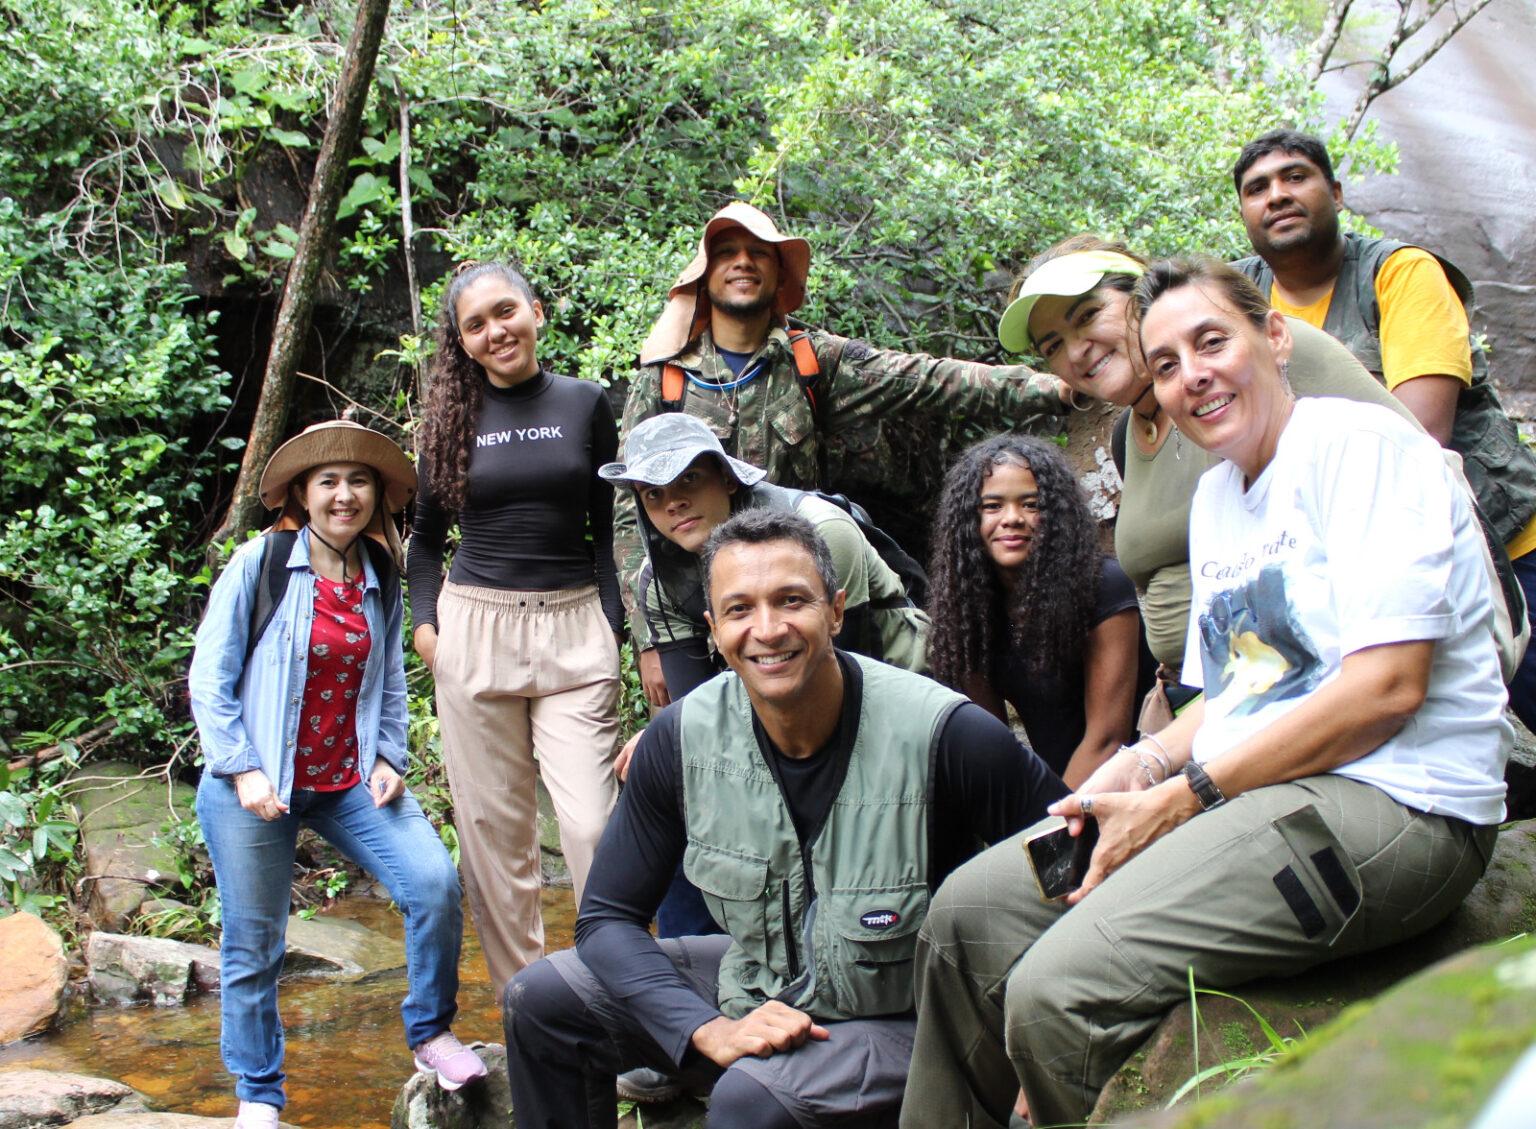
[900,775,1496,1129]
[503,935,912,1128]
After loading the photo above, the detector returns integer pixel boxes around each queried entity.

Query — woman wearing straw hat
[408,262,623,992]
[189,421,485,1129]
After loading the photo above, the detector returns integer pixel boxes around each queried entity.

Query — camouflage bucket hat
[599,414,767,490]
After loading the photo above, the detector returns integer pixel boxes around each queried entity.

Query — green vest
[1234,234,1536,545]
[679,654,963,1021]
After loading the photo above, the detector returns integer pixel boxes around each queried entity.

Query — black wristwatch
[1181,761,1227,811]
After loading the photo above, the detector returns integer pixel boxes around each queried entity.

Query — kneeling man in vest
[503,509,1067,1129]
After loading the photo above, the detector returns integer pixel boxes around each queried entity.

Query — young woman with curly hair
[927,434,1152,787]
[408,261,622,990]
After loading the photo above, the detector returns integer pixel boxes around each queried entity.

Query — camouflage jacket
[614,323,1063,645]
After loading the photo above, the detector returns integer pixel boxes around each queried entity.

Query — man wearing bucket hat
[190,421,485,1126]
[602,413,930,701]
[616,201,1070,708]
[502,507,1067,1129]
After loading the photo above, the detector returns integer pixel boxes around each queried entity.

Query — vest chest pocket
[684,840,770,941]
[824,883,928,1017]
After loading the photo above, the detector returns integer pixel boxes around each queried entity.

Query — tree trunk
[208,0,393,556]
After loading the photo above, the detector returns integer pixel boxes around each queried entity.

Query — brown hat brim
[639,202,811,364]
[258,421,417,513]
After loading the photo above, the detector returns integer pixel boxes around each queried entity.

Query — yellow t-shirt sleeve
[1375,247,1473,391]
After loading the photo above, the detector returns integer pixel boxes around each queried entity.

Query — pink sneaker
[412,1031,489,1091]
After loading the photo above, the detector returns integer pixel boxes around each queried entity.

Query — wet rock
[86,933,221,1007]
[70,761,195,931]
[282,911,406,982]
[69,1116,297,1128]
[536,778,571,889]
[392,1042,512,1128]
[0,912,68,1044]
[1092,823,1536,1121]
[1108,933,1536,1129]
[0,1068,147,1127]
[619,1098,708,1128]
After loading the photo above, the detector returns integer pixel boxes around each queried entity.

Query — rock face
[282,912,406,982]
[86,933,221,1007]
[70,761,195,931]
[536,778,571,889]
[1092,823,1536,1122]
[392,1043,513,1129]
[1110,933,1536,1129]
[0,912,68,1044]
[0,1068,147,1127]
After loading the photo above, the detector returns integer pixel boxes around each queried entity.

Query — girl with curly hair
[927,434,1151,786]
[408,261,622,990]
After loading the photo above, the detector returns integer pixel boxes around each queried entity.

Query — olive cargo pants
[899,774,1495,1129]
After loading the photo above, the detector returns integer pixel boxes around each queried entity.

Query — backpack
[243,531,400,664]
[801,489,929,610]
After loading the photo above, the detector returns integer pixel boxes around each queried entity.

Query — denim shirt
[189,528,408,805]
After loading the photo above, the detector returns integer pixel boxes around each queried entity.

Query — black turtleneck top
[407,369,623,632]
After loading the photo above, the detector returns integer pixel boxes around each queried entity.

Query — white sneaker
[235,1100,281,1128]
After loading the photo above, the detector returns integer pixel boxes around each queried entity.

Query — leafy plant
[1171,968,1309,1106]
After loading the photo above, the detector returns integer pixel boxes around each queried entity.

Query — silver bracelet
[1134,754,1161,789]
[1139,734,1173,781]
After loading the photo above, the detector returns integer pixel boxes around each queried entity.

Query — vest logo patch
[860,909,900,930]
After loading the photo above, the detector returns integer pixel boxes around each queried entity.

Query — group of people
[188,128,1521,1128]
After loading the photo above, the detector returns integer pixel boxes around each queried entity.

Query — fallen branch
[8,720,119,774]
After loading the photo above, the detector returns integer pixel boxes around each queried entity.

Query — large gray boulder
[0,1068,147,1127]
[86,933,220,1007]
[282,911,406,982]
[1109,933,1536,1128]
[0,912,68,1044]
[1092,823,1536,1122]
[70,762,195,931]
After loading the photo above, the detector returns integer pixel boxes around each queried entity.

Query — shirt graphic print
[296,573,371,791]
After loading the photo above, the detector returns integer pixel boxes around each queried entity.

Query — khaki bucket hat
[258,420,417,513]
[639,202,812,364]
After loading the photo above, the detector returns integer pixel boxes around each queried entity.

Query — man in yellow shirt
[1231,128,1536,815]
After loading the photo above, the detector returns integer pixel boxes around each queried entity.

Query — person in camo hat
[614,201,1072,716]
[603,412,930,704]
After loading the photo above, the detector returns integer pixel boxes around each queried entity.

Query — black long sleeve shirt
[407,370,623,631]
[574,653,1068,1065]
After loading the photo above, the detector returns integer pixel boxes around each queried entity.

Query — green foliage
[1173,968,1309,1106]
[0,754,82,917]
[0,200,232,740]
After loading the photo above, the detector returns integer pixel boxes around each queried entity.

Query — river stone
[70,761,195,931]
[0,1068,147,1127]
[0,912,68,1044]
[69,1117,297,1128]
[86,933,221,1007]
[282,911,406,982]
[536,778,571,889]
[1091,822,1536,1122]
[1107,933,1536,1128]
[392,1042,512,1128]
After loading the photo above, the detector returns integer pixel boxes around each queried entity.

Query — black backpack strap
[1111,409,1130,480]
[360,537,400,613]
[246,531,299,665]
[810,489,929,610]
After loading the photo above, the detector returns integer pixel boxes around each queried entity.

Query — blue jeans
[1505,551,1536,733]
[197,773,464,1108]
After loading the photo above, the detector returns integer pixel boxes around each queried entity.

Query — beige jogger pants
[433,581,620,992]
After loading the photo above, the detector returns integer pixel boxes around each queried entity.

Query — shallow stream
[0,890,577,1127]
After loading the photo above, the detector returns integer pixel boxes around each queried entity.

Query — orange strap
[660,327,822,411]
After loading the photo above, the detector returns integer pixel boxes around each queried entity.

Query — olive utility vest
[1234,234,1536,546]
[679,654,964,1021]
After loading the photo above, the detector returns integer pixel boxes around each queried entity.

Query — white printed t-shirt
[1181,397,1510,825]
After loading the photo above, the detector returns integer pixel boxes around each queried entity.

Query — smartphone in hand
[1024,816,1100,901]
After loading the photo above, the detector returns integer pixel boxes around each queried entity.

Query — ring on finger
[1080,794,1095,817]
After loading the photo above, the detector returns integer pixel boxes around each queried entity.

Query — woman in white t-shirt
[899,257,1510,1129]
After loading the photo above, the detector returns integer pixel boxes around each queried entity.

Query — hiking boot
[615,1066,683,1103]
[413,1031,489,1091]
[234,1101,281,1129]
